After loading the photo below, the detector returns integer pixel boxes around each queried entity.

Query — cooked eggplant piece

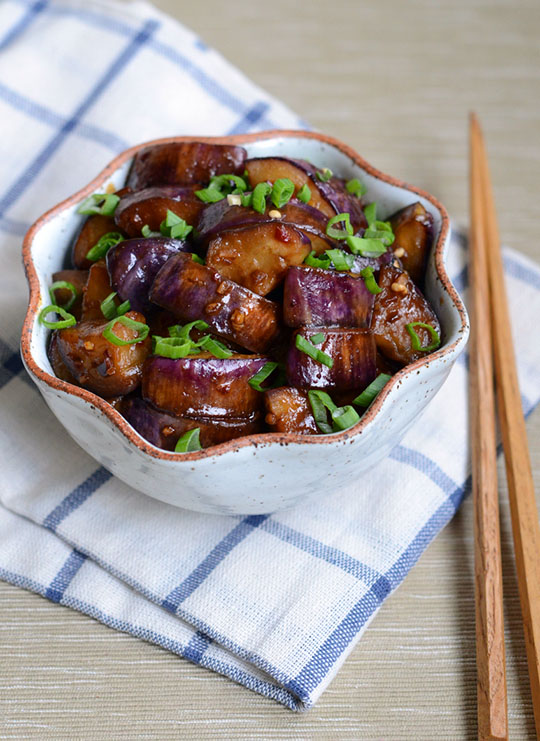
[56,311,151,397]
[371,264,441,365]
[389,202,433,285]
[123,396,262,450]
[142,353,269,418]
[348,250,393,275]
[283,266,374,328]
[150,253,282,353]
[114,186,204,238]
[286,327,376,390]
[106,237,187,313]
[47,331,77,384]
[264,387,318,434]
[51,269,88,320]
[127,142,247,190]
[206,222,310,296]
[71,214,119,269]
[81,262,114,320]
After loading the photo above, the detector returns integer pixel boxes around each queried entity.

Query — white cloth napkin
[1,0,539,711]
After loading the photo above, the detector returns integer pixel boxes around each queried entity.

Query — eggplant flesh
[81,262,114,321]
[286,327,377,390]
[114,186,204,238]
[150,252,282,353]
[106,237,187,313]
[71,214,119,270]
[123,396,261,451]
[283,266,374,328]
[206,222,310,296]
[264,387,318,434]
[389,202,433,286]
[142,353,269,418]
[51,269,88,320]
[127,142,247,190]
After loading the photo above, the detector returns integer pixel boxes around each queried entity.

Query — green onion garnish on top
[194,187,226,203]
[102,315,149,346]
[248,361,279,392]
[406,322,441,352]
[325,249,355,272]
[197,334,233,359]
[169,320,209,339]
[85,231,124,262]
[39,304,77,330]
[296,184,311,203]
[100,291,130,320]
[152,336,194,359]
[363,202,377,227]
[307,390,360,434]
[345,178,367,198]
[353,373,392,407]
[175,428,202,453]
[360,266,382,295]
[271,178,295,209]
[159,210,193,240]
[295,334,333,368]
[49,281,78,311]
[191,253,205,265]
[195,174,248,203]
[252,182,272,214]
[304,251,332,269]
[331,405,361,431]
[326,212,354,240]
[315,168,333,182]
[310,332,325,345]
[241,192,253,208]
[346,235,387,257]
[141,224,160,238]
[78,193,120,217]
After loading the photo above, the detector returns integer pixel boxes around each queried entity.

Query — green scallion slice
[141,224,160,238]
[248,361,279,392]
[346,235,387,257]
[252,182,272,214]
[310,332,325,345]
[326,212,353,240]
[345,178,367,198]
[360,266,382,295]
[102,315,149,346]
[159,210,192,240]
[168,320,209,340]
[77,193,120,217]
[406,322,441,352]
[195,187,226,203]
[39,304,77,330]
[174,428,202,453]
[295,334,333,368]
[241,192,253,208]
[209,174,248,193]
[296,184,311,203]
[304,251,332,269]
[363,202,377,227]
[315,168,333,182]
[353,373,392,407]
[326,249,355,271]
[197,334,233,359]
[153,336,193,359]
[100,292,119,320]
[271,178,295,209]
[49,281,78,311]
[307,390,336,434]
[85,231,124,262]
[331,405,360,431]
[191,253,205,265]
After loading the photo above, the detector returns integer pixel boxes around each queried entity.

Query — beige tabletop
[2,0,540,738]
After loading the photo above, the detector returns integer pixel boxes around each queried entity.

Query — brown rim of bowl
[21,129,468,462]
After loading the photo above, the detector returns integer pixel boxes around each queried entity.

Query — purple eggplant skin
[283,266,374,328]
[286,327,377,391]
[106,237,188,314]
[114,186,204,237]
[348,250,393,274]
[150,252,282,353]
[126,142,248,190]
[122,397,262,451]
[142,353,270,418]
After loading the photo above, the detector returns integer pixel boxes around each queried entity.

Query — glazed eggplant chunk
[42,143,443,451]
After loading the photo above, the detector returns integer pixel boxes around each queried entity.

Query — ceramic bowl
[21,130,469,515]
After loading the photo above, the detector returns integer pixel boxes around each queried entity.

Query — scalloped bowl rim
[21,129,469,463]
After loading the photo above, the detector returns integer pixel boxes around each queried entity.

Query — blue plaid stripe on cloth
[1,0,540,711]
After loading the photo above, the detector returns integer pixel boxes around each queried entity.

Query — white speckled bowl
[21,130,469,515]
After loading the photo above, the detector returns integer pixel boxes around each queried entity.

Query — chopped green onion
[363,202,376,227]
[153,336,193,358]
[49,281,78,310]
[304,251,331,269]
[168,320,209,340]
[315,168,333,182]
[102,315,149,346]
[353,373,392,407]
[364,219,395,246]
[345,178,367,198]
[141,224,160,238]
[209,174,248,192]
[310,332,325,345]
[197,334,233,359]
[78,193,120,217]
[296,184,311,203]
[85,231,124,262]
[174,428,202,453]
[39,304,76,329]
[326,212,353,240]
[406,322,441,352]
[248,361,279,392]
[331,405,360,431]
[271,178,295,209]
[252,182,272,214]
[326,249,355,271]
[360,266,382,295]
[295,334,333,368]
[308,390,336,433]
[100,292,130,320]
[346,235,387,257]
[191,253,205,265]
[241,192,253,208]
[195,187,226,203]
[159,210,192,240]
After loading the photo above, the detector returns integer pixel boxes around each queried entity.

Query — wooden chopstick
[469,114,508,741]
[472,113,540,739]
